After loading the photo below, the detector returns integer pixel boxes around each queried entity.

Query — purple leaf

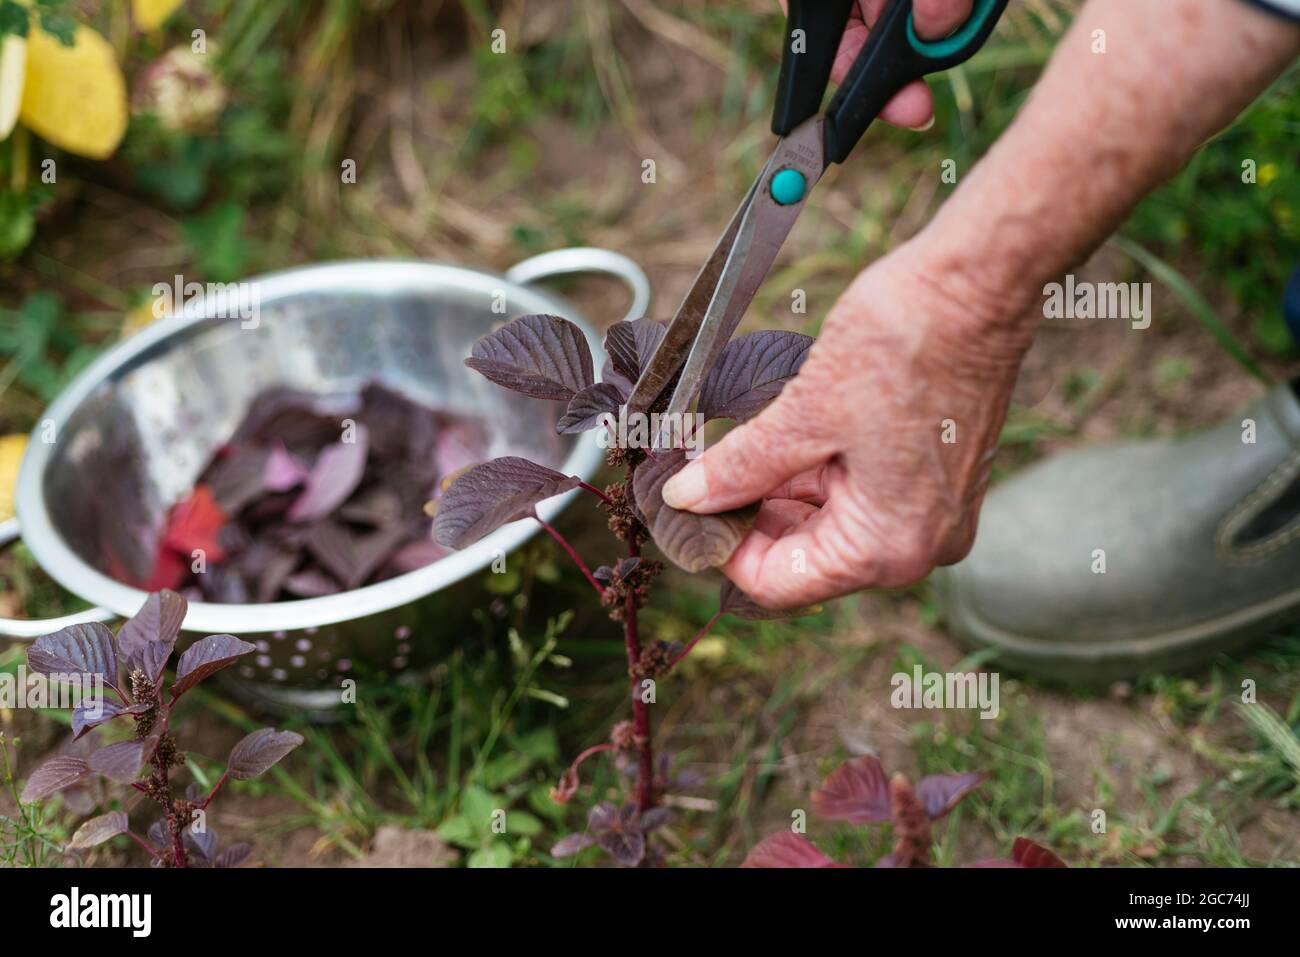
[596,556,641,582]
[432,457,581,549]
[697,330,814,422]
[811,756,892,823]
[719,580,813,620]
[283,568,344,597]
[128,641,173,687]
[338,486,405,528]
[117,590,187,663]
[916,772,985,820]
[89,739,149,784]
[1012,837,1067,868]
[386,537,450,574]
[464,314,594,401]
[263,441,310,492]
[584,803,647,867]
[631,448,757,573]
[556,381,625,434]
[67,811,130,850]
[231,387,363,446]
[227,728,304,780]
[303,521,360,587]
[586,801,620,832]
[599,828,645,867]
[741,831,840,868]
[203,445,272,514]
[306,520,411,590]
[969,839,1068,868]
[288,424,370,522]
[62,783,98,817]
[184,824,218,861]
[550,833,597,858]
[214,843,252,868]
[27,622,118,688]
[71,698,149,740]
[639,806,671,832]
[434,418,488,480]
[198,564,251,604]
[602,319,667,386]
[171,634,257,698]
[20,756,92,803]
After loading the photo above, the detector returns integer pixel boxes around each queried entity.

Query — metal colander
[0,249,649,712]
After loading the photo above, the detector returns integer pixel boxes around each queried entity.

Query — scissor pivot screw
[769,168,807,206]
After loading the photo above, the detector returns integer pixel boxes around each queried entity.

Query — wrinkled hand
[781,0,975,130]
[661,246,1033,609]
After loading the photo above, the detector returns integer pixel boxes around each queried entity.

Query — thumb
[661,401,830,514]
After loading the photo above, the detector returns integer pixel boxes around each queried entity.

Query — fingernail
[663,464,707,510]
[907,115,936,132]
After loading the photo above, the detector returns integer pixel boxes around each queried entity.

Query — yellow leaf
[121,297,164,337]
[132,0,184,32]
[0,434,27,522]
[19,23,127,160]
[0,33,25,140]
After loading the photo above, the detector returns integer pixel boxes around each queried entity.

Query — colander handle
[0,517,118,640]
[505,248,651,324]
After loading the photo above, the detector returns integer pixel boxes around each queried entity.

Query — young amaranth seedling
[20,590,302,867]
[743,755,1066,868]
[430,313,814,866]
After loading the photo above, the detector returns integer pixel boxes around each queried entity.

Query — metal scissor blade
[624,169,769,415]
[660,118,827,419]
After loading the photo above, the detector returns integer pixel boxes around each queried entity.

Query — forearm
[920,0,1300,325]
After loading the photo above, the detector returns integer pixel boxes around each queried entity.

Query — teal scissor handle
[822,0,1009,163]
[907,0,1004,60]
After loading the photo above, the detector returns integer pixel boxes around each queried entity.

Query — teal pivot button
[770,168,806,206]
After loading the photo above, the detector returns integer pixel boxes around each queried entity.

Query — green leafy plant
[0,0,76,44]
[0,732,70,867]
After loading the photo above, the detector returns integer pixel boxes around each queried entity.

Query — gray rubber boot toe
[934,382,1300,684]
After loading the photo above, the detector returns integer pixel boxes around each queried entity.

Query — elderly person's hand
[663,241,1031,608]
[666,0,1300,609]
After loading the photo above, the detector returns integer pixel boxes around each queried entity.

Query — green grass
[0,732,72,867]
[1,0,1298,869]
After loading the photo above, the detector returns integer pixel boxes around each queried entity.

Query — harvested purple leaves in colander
[148,383,488,602]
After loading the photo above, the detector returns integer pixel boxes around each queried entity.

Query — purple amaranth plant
[429,314,814,866]
[743,755,1066,868]
[20,590,302,867]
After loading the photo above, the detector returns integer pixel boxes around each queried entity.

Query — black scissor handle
[824,0,1009,163]
[771,0,857,136]
[772,0,1010,164]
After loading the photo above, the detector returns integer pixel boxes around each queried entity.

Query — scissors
[627,0,1010,421]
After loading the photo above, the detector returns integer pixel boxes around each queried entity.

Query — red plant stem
[536,518,604,595]
[578,481,612,505]
[671,609,723,667]
[569,742,616,771]
[201,770,229,809]
[623,540,656,813]
[124,829,164,861]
